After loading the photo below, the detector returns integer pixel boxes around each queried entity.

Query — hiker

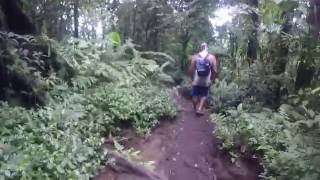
[189,42,217,115]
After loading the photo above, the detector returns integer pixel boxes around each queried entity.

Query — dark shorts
[192,86,209,97]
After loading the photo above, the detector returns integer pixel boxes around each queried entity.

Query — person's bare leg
[192,96,198,111]
[197,96,207,115]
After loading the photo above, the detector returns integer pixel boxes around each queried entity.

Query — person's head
[200,42,208,52]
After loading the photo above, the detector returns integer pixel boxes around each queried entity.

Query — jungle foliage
[0,32,176,179]
[0,0,320,179]
[210,0,320,179]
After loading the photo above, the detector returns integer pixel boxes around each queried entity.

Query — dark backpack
[196,54,211,77]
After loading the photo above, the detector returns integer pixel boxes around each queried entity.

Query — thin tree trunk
[229,32,237,57]
[307,0,320,37]
[313,0,320,38]
[0,6,7,30]
[101,8,106,39]
[181,31,190,72]
[73,0,79,38]
[131,0,137,39]
[247,0,259,64]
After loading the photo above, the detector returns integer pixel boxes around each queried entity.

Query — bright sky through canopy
[210,6,237,27]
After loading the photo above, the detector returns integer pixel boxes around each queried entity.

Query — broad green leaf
[110,32,121,47]
[279,1,299,12]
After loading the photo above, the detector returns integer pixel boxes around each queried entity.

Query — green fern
[53,37,175,88]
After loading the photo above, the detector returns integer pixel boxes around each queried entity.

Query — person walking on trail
[189,42,217,116]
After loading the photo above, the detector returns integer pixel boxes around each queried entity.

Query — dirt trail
[96,93,261,180]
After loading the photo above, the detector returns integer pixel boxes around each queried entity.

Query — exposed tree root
[108,152,167,180]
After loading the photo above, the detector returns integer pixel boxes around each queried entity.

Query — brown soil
[96,93,262,180]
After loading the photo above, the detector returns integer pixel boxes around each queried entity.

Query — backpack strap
[198,53,210,61]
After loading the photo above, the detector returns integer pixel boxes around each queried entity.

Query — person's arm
[210,55,217,81]
[189,55,196,79]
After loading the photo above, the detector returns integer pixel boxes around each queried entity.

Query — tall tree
[168,0,216,71]
[73,0,79,38]
[246,0,259,63]
[116,0,173,51]
[307,0,320,38]
[0,0,36,35]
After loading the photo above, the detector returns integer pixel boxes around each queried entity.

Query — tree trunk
[181,31,191,72]
[229,32,237,58]
[295,62,315,90]
[294,0,319,90]
[0,6,7,30]
[131,0,137,39]
[247,0,259,64]
[0,0,36,34]
[73,0,79,38]
[307,0,320,38]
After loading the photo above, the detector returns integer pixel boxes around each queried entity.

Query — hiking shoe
[196,109,204,116]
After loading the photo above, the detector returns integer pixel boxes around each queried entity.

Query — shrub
[0,34,177,179]
[212,91,320,179]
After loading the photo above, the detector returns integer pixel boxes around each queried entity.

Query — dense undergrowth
[210,33,320,179]
[212,88,320,179]
[0,32,176,179]
[2,0,320,179]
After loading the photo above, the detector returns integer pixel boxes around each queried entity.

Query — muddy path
[96,92,261,180]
